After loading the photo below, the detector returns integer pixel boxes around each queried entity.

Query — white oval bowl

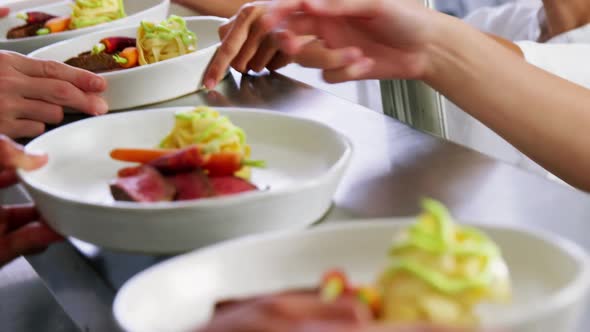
[113,220,590,332]
[0,0,169,54]
[29,16,224,111]
[2,0,64,12]
[18,107,353,253]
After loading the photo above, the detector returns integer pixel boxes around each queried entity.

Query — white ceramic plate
[0,0,169,54]
[29,16,224,111]
[18,107,353,253]
[113,220,590,332]
[2,0,63,12]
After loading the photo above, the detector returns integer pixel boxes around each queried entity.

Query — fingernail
[91,77,105,91]
[348,58,374,77]
[93,98,108,115]
[204,78,216,90]
[342,48,362,63]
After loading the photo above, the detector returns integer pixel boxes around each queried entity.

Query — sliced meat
[110,165,175,202]
[65,51,122,73]
[209,176,258,197]
[148,146,205,174]
[166,171,213,201]
[214,289,319,314]
[6,23,44,39]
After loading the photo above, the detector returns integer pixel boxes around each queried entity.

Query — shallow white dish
[113,219,590,332]
[0,0,169,54]
[2,0,63,12]
[29,16,224,111]
[18,107,353,253]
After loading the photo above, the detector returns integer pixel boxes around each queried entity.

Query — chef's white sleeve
[517,41,590,89]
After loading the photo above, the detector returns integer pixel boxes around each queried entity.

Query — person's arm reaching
[172,0,252,18]
[485,34,524,57]
[264,0,590,191]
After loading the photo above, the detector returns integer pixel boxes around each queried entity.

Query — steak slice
[6,23,44,39]
[110,165,175,202]
[65,51,122,73]
[166,171,213,201]
[209,176,258,197]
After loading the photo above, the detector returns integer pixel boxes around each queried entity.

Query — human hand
[0,7,9,18]
[262,0,441,83]
[203,1,363,89]
[0,135,64,267]
[0,51,108,138]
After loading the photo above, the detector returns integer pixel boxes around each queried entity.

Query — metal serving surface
[4,70,589,331]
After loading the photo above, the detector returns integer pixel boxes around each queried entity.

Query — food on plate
[137,15,197,65]
[109,107,265,203]
[214,199,511,327]
[64,15,197,73]
[6,0,126,39]
[376,199,511,325]
[65,36,138,73]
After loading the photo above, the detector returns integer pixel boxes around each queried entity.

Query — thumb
[0,135,48,172]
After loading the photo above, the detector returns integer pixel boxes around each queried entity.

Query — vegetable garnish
[108,107,265,203]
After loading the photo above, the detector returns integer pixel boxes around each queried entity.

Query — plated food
[64,15,196,73]
[108,107,265,202]
[18,107,352,252]
[1,0,169,54]
[7,0,126,39]
[28,16,224,110]
[114,207,590,332]
[215,199,511,328]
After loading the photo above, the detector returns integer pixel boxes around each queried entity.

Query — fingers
[0,222,64,266]
[246,37,280,72]
[264,0,380,29]
[0,135,48,171]
[295,40,363,70]
[204,4,266,89]
[11,98,64,124]
[0,7,9,18]
[0,204,39,233]
[17,76,107,116]
[322,57,375,83]
[231,19,275,72]
[267,52,292,71]
[0,170,18,188]
[1,119,46,139]
[10,54,107,93]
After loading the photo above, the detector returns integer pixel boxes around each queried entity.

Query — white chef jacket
[444,2,590,176]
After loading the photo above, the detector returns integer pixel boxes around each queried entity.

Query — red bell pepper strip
[98,37,137,54]
[320,269,350,302]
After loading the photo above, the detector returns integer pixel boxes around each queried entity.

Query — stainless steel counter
[3,70,590,331]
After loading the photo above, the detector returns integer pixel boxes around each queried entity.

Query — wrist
[419,14,467,83]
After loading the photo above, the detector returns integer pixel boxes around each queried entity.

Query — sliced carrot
[110,148,177,164]
[44,16,70,33]
[118,47,139,68]
[203,152,242,177]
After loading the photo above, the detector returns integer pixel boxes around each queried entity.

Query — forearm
[173,0,251,17]
[485,33,524,58]
[423,14,590,190]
